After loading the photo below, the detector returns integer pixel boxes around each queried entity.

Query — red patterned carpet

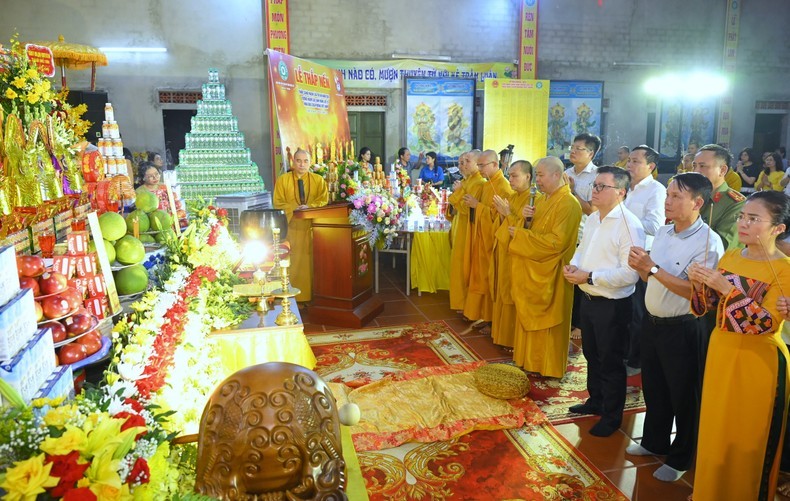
[309,322,630,500]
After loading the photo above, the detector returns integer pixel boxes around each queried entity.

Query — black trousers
[640,314,703,471]
[580,294,632,428]
[626,279,646,368]
[571,285,582,329]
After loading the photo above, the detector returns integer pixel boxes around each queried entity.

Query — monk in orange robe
[509,156,581,377]
[447,150,485,311]
[490,160,533,347]
[463,149,514,324]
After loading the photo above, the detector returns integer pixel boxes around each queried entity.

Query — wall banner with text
[519,0,538,79]
[266,49,351,178]
[716,0,740,148]
[483,79,549,164]
[317,59,516,90]
[547,80,603,158]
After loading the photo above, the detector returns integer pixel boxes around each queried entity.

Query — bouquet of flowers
[0,384,178,500]
[0,35,56,127]
[349,187,403,249]
[312,160,372,202]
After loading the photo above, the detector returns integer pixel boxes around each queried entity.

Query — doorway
[348,111,385,164]
[162,109,197,168]
[753,112,785,154]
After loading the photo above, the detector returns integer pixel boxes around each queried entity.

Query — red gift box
[84,295,108,319]
[67,232,90,256]
[69,278,89,297]
[85,274,106,298]
[75,254,98,278]
[52,256,75,279]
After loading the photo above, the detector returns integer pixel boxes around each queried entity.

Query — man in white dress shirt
[623,145,667,375]
[563,166,646,437]
[565,133,601,338]
[626,172,724,482]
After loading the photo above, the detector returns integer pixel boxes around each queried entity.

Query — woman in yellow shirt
[757,152,786,191]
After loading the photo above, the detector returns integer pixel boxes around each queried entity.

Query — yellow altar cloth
[341,425,369,501]
[409,230,451,294]
[210,298,317,373]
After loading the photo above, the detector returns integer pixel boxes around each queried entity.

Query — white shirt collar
[632,175,654,190]
[600,202,628,221]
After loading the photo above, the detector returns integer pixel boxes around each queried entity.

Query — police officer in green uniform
[692,144,745,250]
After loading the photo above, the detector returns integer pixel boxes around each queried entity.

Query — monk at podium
[273,148,329,302]
[509,156,581,377]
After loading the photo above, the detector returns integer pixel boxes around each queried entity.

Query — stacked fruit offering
[17,254,101,365]
[97,211,152,297]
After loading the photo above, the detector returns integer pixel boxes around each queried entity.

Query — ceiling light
[99,47,167,53]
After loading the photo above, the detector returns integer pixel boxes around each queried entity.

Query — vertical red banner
[519,0,538,79]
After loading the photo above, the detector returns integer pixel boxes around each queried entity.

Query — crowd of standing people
[445,135,790,500]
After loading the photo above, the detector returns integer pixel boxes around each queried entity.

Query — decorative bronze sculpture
[194,362,347,500]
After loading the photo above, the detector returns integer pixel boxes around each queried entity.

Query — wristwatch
[586,272,594,285]
[648,264,660,277]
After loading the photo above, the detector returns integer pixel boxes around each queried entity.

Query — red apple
[17,255,45,278]
[41,321,67,343]
[19,276,41,296]
[39,272,69,296]
[41,295,72,320]
[58,343,87,365]
[60,288,83,310]
[64,313,93,336]
[77,331,102,356]
[34,301,44,321]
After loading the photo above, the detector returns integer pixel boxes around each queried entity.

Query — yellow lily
[0,454,58,501]
[40,425,88,456]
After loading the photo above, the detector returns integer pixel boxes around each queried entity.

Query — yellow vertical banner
[519,0,538,79]
[265,0,289,177]
[483,79,549,163]
[264,0,290,53]
[717,0,740,148]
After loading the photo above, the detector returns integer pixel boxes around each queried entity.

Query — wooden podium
[293,203,383,327]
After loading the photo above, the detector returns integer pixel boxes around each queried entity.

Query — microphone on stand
[523,182,538,229]
[297,178,306,205]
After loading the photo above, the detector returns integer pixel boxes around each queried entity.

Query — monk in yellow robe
[463,149,514,324]
[447,150,485,311]
[273,148,328,301]
[490,160,533,348]
[509,156,582,377]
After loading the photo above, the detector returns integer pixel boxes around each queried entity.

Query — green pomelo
[149,210,172,231]
[125,210,150,233]
[114,235,145,265]
[139,234,156,243]
[135,188,159,213]
[88,240,96,253]
[98,212,126,241]
[104,239,116,263]
[155,229,177,244]
[114,265,149,295]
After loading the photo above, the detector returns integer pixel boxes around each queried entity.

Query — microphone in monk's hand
[523,182,538,229]
[297,178,306,205]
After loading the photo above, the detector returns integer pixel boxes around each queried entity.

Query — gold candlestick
[274,259,300,326]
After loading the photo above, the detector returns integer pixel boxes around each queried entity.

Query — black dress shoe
[568,403,601,415]
[589,420,619,437]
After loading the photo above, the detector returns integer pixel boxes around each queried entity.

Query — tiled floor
[300,255,784,501]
